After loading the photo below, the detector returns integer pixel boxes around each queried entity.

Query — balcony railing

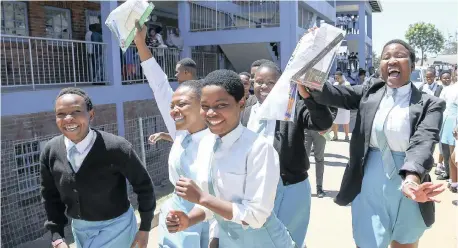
[190,1,280,32]
[1,35,222,89]
[1,35,108,89]
[121,46,181,84]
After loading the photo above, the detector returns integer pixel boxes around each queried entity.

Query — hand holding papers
[257,24,345,122]
[105,0,154,52]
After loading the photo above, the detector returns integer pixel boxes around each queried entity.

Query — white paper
[257,24,345,122]
[105,0,154,52]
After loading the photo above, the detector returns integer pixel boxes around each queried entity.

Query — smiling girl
[166,70,296,248]
[134,25,211,248]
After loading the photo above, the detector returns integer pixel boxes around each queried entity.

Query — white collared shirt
[370,83,412,152]
[440,83,458,119]
[247,102,276,145]
[64,129,96,172]
[168,129,210,184]
[422,82,438,96]
[141,57,177,140]
[195,124,280,229]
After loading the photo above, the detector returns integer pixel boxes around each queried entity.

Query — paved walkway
[147,133,457,248]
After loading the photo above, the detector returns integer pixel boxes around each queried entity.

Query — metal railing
[121,46,181,84]
[190,1,280,32]
[191,51,220,79]
[1,35,108,89]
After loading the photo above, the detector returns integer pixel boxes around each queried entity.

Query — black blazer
[311,78,445,227]
[419,83,443,97]
[241,98,336,185]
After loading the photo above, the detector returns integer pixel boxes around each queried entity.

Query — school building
[0,1,380,247]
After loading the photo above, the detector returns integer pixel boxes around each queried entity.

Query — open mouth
[173,114,185,123]
[260,92,269,97]
[206,119,223,126]
[388,68,400,78]
[64,124,79,132]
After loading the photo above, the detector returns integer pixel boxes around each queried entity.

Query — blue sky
[372,0,458,54]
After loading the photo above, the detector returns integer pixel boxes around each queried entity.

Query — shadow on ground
[323,153,349,160]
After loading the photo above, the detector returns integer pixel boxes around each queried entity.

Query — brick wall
[1,104,117,248]
[28,1,100,40]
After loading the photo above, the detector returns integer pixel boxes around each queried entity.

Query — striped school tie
[174,134,192,177]
[208,138,240,240]
[375,88,398,179]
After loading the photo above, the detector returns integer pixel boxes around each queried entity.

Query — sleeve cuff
[139,211,153,231]
[231,202,244,224]
[399,161,427,181]
[50,228,64,242]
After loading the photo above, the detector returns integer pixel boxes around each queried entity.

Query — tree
[405,22,444,66]
[372,50,380,69]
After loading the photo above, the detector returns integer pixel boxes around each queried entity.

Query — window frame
[1,1,29,37]
[44,6,72,40]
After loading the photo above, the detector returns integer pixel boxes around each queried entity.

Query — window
[45,7,71,39]
[85,10,100,32]
[14,140,48,193]
[1,2,28,36]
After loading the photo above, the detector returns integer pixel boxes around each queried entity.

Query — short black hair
[176,80,203,98]
[177,58,197,76]
[426,67,436,74]
[358,70,366,76]
[251,59,273,68]
[440,70,452,78]
[256,62,281,79]
[203,69,245,102]
[239,72,251,78]
[382,39,416,64]
[335,71,343,76]
[56,87,93,111]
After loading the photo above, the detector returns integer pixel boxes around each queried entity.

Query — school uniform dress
[241,98,335,247]
[311,78,445,248]
[40,130,155,248]
[195,124,296,248]
[141,57,210,248]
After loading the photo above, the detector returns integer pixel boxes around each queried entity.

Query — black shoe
[317,187,326,198]
[437,173,450,180]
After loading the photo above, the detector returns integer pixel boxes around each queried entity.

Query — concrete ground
[20,132,457,248]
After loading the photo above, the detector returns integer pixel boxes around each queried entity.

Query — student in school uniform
[240,62,335,247]
[165,69,298,247]
[419,67,443,97]
[310,39,445,248]
[239,72,256,109]
[40,88,155,248]
[245,59,274,107]
[134,24,211,248]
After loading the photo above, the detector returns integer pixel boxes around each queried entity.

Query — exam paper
[257,24,345,122]
[105,0,155,52]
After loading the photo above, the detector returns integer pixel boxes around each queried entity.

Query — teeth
[65,125,78,131]
[260,92,269,96]
[208,120,223,125]
[174,116,184,121]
